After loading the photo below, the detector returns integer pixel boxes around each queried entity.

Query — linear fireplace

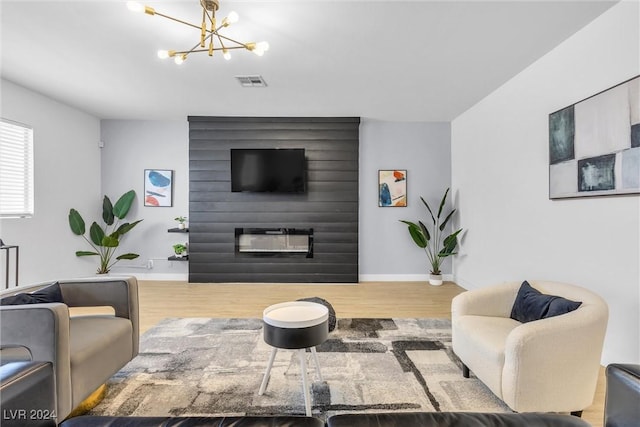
[235,228,314,258]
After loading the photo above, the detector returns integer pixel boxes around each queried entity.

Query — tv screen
[231,148,306,193]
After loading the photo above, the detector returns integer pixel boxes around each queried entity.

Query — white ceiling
[0,0,617,121]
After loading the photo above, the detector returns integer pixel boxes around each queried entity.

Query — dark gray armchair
[0,276,139,423]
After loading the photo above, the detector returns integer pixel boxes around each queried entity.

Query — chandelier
[126,0,269,64]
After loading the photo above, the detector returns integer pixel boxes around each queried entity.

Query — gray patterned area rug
[89,318,510,420]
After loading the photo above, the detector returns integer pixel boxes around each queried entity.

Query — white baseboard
[359,274,454,282]
[121,273,456,283]
[452,275,479,290]
[131,273,189,281]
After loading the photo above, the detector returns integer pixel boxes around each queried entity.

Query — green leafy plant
[173,243,187,256]
[68,190,143,274]
[174,216,187,224]
[400,188,463,275]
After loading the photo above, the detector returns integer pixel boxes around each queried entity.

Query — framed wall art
[144,169,173,207]
[549,75,640,199]
[378,169,407,207]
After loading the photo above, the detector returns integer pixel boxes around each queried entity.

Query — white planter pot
[178,223,186,230]
[429,274,443,286]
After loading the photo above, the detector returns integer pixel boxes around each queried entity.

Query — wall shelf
[168,228,189,261]
[168,227,189,233]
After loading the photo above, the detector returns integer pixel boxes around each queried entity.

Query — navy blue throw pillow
[0,282,64,306]
[510,281,582,323]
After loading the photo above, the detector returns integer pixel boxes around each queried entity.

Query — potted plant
[68,190,143,274]
[400,188,463,285]
[175,216,187,230]
[173,243,187,258]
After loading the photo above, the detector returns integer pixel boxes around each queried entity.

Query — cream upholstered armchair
[451,280,608,415]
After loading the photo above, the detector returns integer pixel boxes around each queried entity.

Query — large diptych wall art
[378,170,407,207]
[549,75,640,199]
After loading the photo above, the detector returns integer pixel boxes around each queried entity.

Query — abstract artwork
[379,170,407,207]
[144,169,173,207]
[549,75,640,199]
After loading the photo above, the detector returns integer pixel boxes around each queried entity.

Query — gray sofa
[0,276,139,423]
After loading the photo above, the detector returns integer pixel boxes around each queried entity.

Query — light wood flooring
[117,280,605,427]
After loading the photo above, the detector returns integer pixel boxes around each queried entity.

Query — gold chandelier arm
[174,45,248,55]
[175,37,211,59]
[204,7,215,26]
[197,28,250,50]
[146,5,240,43]
[153,11,202,31]
[215,33,252,50]
[215,32,227,51]
[200,9,207,47]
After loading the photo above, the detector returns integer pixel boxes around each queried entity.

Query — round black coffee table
[258,301,329,416]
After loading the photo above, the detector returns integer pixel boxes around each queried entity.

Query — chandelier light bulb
[227,11,239,24]
[253,41,269,56]
[157,50,170,59]
[223,49,231,60]
[174,54,186,65]
[127,1,144,13]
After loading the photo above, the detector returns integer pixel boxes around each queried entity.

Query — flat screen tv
[231,148,306,193]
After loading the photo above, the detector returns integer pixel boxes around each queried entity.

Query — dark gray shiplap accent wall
[188,117,360,283]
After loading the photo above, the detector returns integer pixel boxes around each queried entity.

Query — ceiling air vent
[235,75,268,87]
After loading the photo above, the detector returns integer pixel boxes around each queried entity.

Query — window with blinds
[0,118,34,218]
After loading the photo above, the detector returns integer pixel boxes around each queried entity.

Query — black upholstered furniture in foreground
[604,364,640,427]
[326,412,590,427]
[0,361,56,427]
[59,416,325,427]
[3,360,639,426]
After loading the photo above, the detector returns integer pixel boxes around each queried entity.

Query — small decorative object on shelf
[175,216,187,230]
[172,243,187,258]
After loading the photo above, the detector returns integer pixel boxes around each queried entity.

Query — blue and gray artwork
[622,148,640,189]
[631,123,640,148]
[148,170,171,187]
[379,183,392,206]
[549,105,575,164]
[145,170,172,207]
[578,154,616,192]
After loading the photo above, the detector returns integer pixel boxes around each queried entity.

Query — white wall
[359,120,452,280]
[0,79,102,284]
[100,120,189,280]
[451,1,640,364]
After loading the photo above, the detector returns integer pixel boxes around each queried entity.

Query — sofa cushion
[326,412,591,427]
[0,282,63,306]
[510,281,582,323]
[452,314,520,397]
[59,416,325,427]
[69,316,133,406]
